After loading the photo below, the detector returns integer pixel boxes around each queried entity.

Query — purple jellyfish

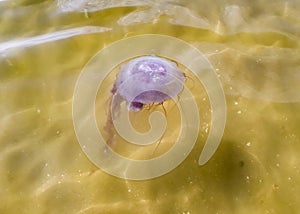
[111,56,186,111]
[104,56,186,148]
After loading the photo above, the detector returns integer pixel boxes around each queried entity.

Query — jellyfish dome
[112,56,186,111]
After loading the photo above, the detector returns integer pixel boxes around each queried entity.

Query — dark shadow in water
[133,140,268,213]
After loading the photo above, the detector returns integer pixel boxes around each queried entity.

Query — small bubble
[276,163,280,167]
[246,142,251,147]
[128,189,131,193]
[56,130,60,135]
[288,177,292,181]
[36,109,41,114]
[234,101,239,106]
[237,110,242,114]
[246,175,250,180]
[205,127,209,133]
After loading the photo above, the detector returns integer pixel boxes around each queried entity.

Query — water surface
[1,0,300,213]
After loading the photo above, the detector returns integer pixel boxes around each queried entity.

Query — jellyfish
[112,56,186,111]
[104,56,186,149]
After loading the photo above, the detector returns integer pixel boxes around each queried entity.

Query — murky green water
[1,0,300,213]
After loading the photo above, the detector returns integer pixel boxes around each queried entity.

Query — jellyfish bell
[111,56,186,111]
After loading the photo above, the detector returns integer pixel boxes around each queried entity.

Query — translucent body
[112,56,186,111]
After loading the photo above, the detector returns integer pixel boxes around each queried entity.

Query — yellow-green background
[1,0,300,213]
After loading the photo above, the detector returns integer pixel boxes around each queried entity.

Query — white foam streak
[57,0,150,12]
[0,26,111,53]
